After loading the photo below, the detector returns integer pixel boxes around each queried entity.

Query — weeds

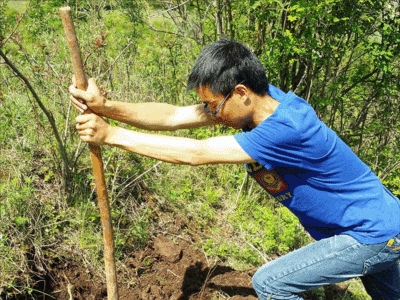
[0,1,376,298]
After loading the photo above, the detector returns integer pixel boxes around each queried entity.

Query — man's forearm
[105,126,205,165]
[100,101,181,131]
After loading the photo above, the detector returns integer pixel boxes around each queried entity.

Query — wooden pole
[60,7,119,300]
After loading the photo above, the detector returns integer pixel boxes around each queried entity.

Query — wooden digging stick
[60,7,119,300]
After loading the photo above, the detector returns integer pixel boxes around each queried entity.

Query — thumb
[69,85,93,103]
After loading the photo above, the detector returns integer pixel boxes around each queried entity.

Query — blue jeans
[252,233,400,299]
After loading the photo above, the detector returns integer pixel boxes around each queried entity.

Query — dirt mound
[23,234,352,300]
[9,201,356,299]
[35,234,257,300]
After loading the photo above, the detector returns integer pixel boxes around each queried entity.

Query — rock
[154,236,182,263]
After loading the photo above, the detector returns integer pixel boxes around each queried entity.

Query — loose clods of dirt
[154,235,183,263]
[14,205,357,300]
[132,235,258,300]
[22,234,257,300]
[13,233,358,300]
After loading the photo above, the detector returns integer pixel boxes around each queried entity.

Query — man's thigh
[361,233,400,300]
[252,234,399,300]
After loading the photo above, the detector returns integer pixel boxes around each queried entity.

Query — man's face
[196,85,252,129]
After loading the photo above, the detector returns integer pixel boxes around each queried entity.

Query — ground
[11,211,358,300]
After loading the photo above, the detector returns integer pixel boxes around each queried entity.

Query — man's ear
[235,84,248,96]
[234,84,250,103]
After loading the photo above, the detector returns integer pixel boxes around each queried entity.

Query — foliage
[1,0,399,298]
[231,200,309,255]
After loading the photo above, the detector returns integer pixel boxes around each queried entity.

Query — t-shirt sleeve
[234,114,303,170]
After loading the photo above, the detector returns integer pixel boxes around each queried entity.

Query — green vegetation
[1,0,399,298]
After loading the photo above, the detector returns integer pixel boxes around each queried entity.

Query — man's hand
[75,114,111,146]
[69,77,107,114]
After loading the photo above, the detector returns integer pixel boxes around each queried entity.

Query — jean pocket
[363,235,400,275]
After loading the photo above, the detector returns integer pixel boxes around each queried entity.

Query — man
[70,38,400,299]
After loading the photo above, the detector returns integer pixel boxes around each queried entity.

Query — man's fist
[69,77,107,114]
[75,113,110,146]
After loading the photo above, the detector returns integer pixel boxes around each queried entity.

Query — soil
[15,237,355,299]
[19,234,259,300]
[10,201,356,300]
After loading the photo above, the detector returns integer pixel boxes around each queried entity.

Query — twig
[149,0,193,18]
[246,241,268,263]
[37,220,76,229]
[63,274,73,300]
[0,75,18,86]
[116,161,162,197]
[72,140,85,168]
[293,65,308,94]
[105,42,133,75]
[116,0,182,36]
[379,160,400,181]
[199,263,218,298]
[236,171,249,204]
[0,48,71,185]
[63,96,73,147]
[167,269,180,278]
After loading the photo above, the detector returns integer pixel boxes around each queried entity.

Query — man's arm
[70,78,219,131]
[74,113,255,166]
[101,102,219,131]
[105,126,255,166]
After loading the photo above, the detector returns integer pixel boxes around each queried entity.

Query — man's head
[187,38,268,97]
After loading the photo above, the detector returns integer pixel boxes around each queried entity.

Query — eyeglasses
[203,90,233,117]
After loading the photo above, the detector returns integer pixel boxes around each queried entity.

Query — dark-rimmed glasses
[203,90,233,117]
[203,81,245,117]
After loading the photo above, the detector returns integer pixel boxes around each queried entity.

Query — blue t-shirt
[234,85,400,244]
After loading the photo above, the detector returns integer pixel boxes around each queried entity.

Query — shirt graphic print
[246,162,290,199]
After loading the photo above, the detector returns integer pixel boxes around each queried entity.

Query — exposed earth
[12,218,356,300]
[30,235,259,300]
[7,192,357,300]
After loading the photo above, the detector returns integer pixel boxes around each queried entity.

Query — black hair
[187,38,269,97]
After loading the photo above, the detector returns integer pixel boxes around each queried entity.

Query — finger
[76,123,96,137]
[87,78,100,95]
[76,119,95,130]
[69,86,94,103]
[79,131,99,145]
[70,96,84,112]
[76,122,88,130]
[79,135,92,144]
[75,114,95,123]
[72,75,76,86]
[88,77,97,86]
[81,128,94,136]
[70,96,87,112]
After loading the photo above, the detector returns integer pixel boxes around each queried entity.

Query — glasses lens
[203,102,211,114]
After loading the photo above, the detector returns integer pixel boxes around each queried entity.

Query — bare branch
[149,0,193,18]
[117,0,182,36]
[0,48,71,185]
[105,42,133,74]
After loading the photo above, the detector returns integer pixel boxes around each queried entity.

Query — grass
[0,3,378,299]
